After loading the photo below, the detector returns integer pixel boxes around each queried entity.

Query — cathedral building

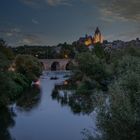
[78,27,103,47]
[93,27,103,44]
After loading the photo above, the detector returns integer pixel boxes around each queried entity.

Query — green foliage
[115,55,140,75]
[13,43,76,59]
[97,72,140,140]
[110,45,140,64]
[0,39,14,60]
[74,44,89,54]
[10,72,29,87]
[0,72,29,106]
[59,43,75,58]
[0,40,42,107]
[75,52,112,90]
[0,39,14,71]
[125,46,140,57]
[73,44,140,140]
[0,41,42,139]
[96,55,140,140]
[94,43,105,59]
[0,52,10,71]
[15,54,43,82]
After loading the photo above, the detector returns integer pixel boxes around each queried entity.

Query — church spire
[94,27,103,43]
[95,27,100,35]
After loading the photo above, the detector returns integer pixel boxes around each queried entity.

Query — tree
[0,39,14,60]
[97,55,140,140]
[75,52,111,90]
[15,54,43,82]
[94,43,105,59]
[0,40,42,107]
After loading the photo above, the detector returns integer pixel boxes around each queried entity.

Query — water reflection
[7,72,97,140]
[0,106,15,140]
[51,80,98,115]
[16,86,41,112]
[0,86,40,140]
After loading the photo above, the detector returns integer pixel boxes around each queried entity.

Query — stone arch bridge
[39,59,75,71]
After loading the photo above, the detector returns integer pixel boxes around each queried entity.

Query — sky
[0,0,140,46]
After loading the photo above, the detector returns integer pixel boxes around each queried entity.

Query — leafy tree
[58,43,75,58]
[94,43,105,59]
[15,54,43,82]
[74,44,89,54]
[75,52,112,90]
[96,55,140,140]
[0,39,14,60]
[0,52,10,71]
[0,40,42,107]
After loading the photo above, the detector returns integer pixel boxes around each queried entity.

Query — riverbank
[0,42,43,107]
[8,71,94,140]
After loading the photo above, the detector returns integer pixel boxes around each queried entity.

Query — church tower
[93,27,103,44]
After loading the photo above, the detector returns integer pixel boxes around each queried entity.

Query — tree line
[0,39,43,107]
[12,42,89,59]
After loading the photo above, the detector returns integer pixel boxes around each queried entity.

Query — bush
[75,52,112,90]
[96,54,140,140]
[15,54,43,82]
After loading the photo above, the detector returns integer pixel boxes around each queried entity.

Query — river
[8,71,97,140]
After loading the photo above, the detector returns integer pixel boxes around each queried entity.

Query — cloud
[6,32,13,37]
[0,28,21,37]
[118,29,140,40]
[32,19,39,24]
[21,34,42,45]
[19,0,71,7]
[0,27,43,46]
[19,0,42,8]
[46,0,71,6]
[84,0,140,22]
[105,27,140,41]
[19,0,140,21]
[99,16,115,23]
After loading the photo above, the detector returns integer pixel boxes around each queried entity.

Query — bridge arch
[39,59,75,71]
[51,61,60,71]
[65,61,73,70]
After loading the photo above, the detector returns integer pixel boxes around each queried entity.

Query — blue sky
[0,0,140,46]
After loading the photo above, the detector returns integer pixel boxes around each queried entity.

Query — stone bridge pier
[39,59,74,71]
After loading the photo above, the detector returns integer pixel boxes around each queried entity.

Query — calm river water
[9,71,97,140]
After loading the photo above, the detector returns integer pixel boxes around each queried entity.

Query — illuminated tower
[84,34,92,46]
[93,27,103,44]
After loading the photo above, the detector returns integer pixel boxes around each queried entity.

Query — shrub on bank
[0,40,43,107]
[15,54,43,82]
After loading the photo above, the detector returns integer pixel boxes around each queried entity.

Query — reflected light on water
[64,80,68,85]
[35,80,40,85]
[32,80,40,86]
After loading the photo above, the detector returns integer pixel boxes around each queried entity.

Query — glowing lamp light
[35,80,40,85]
[64,80,68,85]
[64,54,68,58]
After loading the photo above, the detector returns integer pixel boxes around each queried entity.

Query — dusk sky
[0,0,140,46]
